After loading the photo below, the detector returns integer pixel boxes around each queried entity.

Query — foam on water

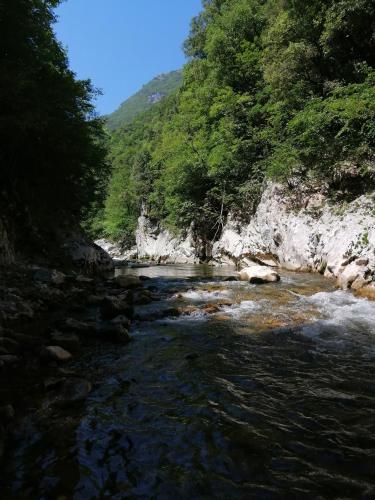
[176,289,232,301]
[220,300,262,319]
[300,291,375,350]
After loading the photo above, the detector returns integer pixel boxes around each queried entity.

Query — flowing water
[2,265,375,499]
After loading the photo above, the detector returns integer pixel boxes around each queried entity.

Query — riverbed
[2,265,375,499]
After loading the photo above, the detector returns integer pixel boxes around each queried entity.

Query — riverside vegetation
[94,0,375,250]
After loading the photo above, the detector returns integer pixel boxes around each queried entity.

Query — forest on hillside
[92,0,375,247]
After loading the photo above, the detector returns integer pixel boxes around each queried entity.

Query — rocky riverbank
[0,263,156,464]
[98,182,375,299]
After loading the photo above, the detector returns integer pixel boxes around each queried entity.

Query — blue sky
[54,0,202,115]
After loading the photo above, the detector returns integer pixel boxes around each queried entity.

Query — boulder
[238,265,280,284]
[41,346,73,363]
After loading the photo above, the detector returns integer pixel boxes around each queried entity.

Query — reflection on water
[2,265,375,499]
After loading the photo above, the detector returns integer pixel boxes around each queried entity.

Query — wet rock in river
[239,265,280,284]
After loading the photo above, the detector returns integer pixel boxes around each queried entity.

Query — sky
[54,0,202,115]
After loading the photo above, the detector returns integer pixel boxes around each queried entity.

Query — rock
[0,354,19,366]
[87,294,104,306]
[50,332,80,353]
[202,304,221,314]
[41,346,73,363]
[100,296,134,320]
[96,323,132,344]
[33,268,66,286]
[239,265,280,284]
[110,315,131,329]
[135,215,199,264]
[0,337,20,353]
[58,378,92,407]
[75,275,94,284]
[185,353,199,361]
[114,275,142,289]
[336,261,368,290]
[9,333,45,348]
[355,282,375,301]
[0,424,5,460]
[224,276,238,281]
[0,405,15,423]
[211,183,375,290]
[43,377,66,390]
[62,317,94,333]
[63,233,114,273]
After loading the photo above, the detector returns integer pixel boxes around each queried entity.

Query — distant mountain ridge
[106,70,182,130]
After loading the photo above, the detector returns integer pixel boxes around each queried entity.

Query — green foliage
[99,0,375,245]
[106,71,183,131]
[0,0,109,250]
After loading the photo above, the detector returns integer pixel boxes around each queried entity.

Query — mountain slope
[106,70,182,130]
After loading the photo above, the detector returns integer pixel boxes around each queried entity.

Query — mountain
[106,70,183,130]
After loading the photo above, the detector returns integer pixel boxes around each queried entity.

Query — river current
[3,265,375,499]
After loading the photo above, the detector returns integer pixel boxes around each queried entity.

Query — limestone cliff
[97,183,375,295]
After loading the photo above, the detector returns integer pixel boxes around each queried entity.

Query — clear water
[2,265,375,499]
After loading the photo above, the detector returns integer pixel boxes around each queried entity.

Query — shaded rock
[63,233,114,273]
[96,323,132,344]
[43,377,66,390]
[9,333,45,348]
[87,294,104,306]
[0,354,19,366]
[41,346,73,363]
[0,405,15,423]
[58,378,92,407]
[50,332,80,353]
[114,275,142,289]
[62,317,94,333]
[185,353,199,361]
[239,265,280,284]
[33,268,66,286]
[110,315,131,329]
[100,296,134,320]
[0,337,20,353]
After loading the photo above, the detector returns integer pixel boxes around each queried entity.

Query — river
[2,265,375,499]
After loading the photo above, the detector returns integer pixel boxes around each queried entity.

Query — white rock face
[95,182,375,293]
[213,183,375,292]
[238,265,280,283]
[135,216,199,264]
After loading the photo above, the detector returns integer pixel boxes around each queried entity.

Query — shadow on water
[1,265,375,499]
